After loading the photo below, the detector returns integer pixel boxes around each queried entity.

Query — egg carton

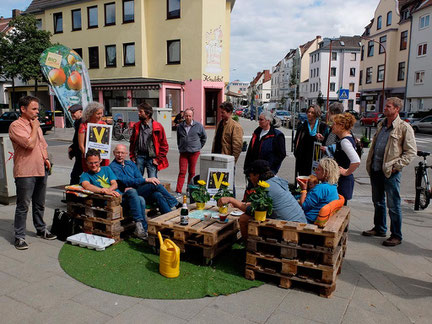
[67,232,115,251]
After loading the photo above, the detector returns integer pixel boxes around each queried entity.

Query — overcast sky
[1,0,378,83]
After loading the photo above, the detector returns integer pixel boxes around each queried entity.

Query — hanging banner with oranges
[40,44,92,124]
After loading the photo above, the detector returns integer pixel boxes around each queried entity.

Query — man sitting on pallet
[109,144,180,216]
[80,149,148,239]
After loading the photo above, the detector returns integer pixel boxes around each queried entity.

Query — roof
[300,36,321,57]
[315,35,362,52]
[412,0,432,13]
[0,17,12,33]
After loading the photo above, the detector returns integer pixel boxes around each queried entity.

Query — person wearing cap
[68,104,83,184]
[217,160,307,240]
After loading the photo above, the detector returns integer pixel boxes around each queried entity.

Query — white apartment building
[308,36,362,112]
[298,36,321,110]
[271,61,282,102]
[406,0,432,112]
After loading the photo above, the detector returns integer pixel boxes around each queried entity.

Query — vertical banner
[85,123,112,160]
[311,141,322,175]
[40,44,93,125]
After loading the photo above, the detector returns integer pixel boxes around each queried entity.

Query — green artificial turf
[59,239,264,299]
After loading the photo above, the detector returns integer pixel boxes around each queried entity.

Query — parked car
[235,109,243,116]
[360,112,384,126]
[346,110,360,120]
[0,109,54,134]
[411,115,432,133]
[295,112,308,128]
[398,111,420,124]
[274,110,291,127]
[242,107,250,118]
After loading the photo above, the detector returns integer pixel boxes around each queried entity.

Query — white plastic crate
[67,233,115,251]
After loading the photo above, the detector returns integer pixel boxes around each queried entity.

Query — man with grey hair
[244,111,286,174]
[362,97,417,246]
[175,108,207,196]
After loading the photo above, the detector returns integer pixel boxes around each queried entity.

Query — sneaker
[361,228,386,237]
[382,236,401,246]
[134,222,148,240]
[174,192,183,200]
[36,229,57,240]
[15,238,29,250]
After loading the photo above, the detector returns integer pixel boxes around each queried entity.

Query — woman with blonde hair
[297,158,340,223]
[332,113,360,203]
[78,102,109,171]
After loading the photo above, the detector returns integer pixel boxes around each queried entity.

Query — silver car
[411,115,432,133]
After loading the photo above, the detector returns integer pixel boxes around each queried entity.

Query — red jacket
[129,120,169,171]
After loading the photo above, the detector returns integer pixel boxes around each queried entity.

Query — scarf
[308,120,319,136]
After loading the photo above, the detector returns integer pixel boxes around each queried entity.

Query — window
[317,53,319,61]
[387,11,392,26]
[348,99,354,110]
[366,67,372,84]
[349,83,355,92]
[88,46,99,69]
[72,9,81,31]
[123,0,134,23]
[331,52,337,61]
[359,70,363,85]
[123,43,135,66]
[317,67,319,76]
[266,93,270,99]
[377,65,384,82]
[415,71,425,84]
[350,68,356,77]
[420,14,430,29]
[368,41,374,56]
[53,12,63,33]
[310,84,312,92]
[377,15,382,30]
[36,19,42,30]
[379,36,386,54]
[418,43,427,56]
[398,62,405,81]
[105,45,116,67]
[401,9,409,20]
[361,45,364,60]
[105,2,116,26]
[167,0,180,19]
[400,31,408,50]
[73,48,83,58]
[351,52,356,61]
[330,83,335,92]
[167,39,181,64]
[88,6,98,28]
[331,67,336,76]
[365,27,370,36]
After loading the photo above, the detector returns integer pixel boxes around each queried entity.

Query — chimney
[316,35,321,40]
[12,9,21,18]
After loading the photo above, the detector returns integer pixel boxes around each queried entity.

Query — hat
[244,160,270,175]
[69,104,83,113]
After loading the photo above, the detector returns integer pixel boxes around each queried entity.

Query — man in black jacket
[68,104,83,184]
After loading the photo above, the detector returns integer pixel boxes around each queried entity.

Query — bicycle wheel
[418,174,431,210]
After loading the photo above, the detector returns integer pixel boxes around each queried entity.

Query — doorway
[204,89,220,126]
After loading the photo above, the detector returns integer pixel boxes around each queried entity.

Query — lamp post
[360,36,387,112]
[326,39,333,114]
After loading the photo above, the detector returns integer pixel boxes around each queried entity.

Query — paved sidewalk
[0,119,431,323]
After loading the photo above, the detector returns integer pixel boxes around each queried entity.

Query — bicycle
[414,150,431,210]
[112,118,133,141]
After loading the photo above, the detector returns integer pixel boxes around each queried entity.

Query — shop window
[397,62,405,81]
[103,90,127,115]
[123,0,134,23]
[123,43,135,66]
[105,45,116,67]
[54,12,63,33]
[167,0,180,19]
[105,2,116,26]
[167,39,181,64]
[88,6,98,28]
[377,65,384,82]
[72,9,81,31]
[89,46,99,69]
[400,31,408,50]
[132,89,160,108]
[165,88,181,115]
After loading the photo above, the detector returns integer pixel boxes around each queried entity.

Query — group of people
[9,95,416,250]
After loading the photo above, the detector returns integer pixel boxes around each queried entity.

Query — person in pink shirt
[9,96,56,250]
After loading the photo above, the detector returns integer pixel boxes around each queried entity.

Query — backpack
[50,209,76,241]
[350,131,363,159]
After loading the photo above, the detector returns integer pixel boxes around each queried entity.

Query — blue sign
[338,89,349,100]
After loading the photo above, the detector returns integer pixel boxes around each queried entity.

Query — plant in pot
[191,180,210,209]
[213,181,233,214]
[247,180,273,221]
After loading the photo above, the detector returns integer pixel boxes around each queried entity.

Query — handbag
[50,209,76,241]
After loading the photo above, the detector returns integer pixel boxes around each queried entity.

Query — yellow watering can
[158,231,180,278]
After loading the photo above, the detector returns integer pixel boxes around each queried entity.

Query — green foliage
[213,182,233,201]
[247,181,273,214]
[232,114,239,122]
[191,180,210,203]
[317,91,325,107]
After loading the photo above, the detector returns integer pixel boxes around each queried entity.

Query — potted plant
[213,181,233,214]
[191,180,210,209]
[247,180,273,221]
[360,134,370,148]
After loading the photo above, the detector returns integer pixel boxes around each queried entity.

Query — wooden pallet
[147,205,240,246]
[85,194,122,209]
[247,233,347,266]
[67,202,122,220]
[248,207,350,250]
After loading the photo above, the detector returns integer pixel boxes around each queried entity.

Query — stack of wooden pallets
[66,192,134,242]
[245,206,350,297]
[147,204,240,264]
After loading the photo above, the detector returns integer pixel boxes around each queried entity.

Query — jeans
[370,170,402,240]
[14,173,48,239]
[122,189,147,231]
[137,183,178,214]
[136,155,158,178]
[176,152,200,193]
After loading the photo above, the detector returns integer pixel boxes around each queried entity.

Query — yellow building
[25,0,235,125]
[359,0,415,112]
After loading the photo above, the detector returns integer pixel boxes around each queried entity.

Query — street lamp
[360,36,387,112]
[325,38,334,114]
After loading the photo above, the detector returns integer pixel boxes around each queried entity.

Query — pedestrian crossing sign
[338,89,349,100]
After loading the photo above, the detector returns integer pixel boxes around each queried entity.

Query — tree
[317,91,324,107]
[0,14,52,108]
